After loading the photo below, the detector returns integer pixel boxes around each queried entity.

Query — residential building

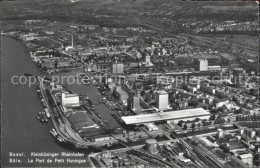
[198,59,208,71]
[155,90,169,110]
[112,63,124,74]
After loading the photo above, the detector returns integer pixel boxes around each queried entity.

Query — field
[202,3,258,12]
[195,34,258,49]
[228,35,258,49]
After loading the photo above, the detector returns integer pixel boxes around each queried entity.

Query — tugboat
[42,112,48,122]
[44,108,51,118]
[41,99,47,108]
[40,116,45,122]
[37,91,42,99]
[57,136,65,142]
[50,129,58,137]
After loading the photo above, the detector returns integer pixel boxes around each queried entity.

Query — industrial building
[143,123,159,132]
[198,59,208,71]
[61,92,80,106]
[216,129,224,139]
[112,63,124,74]
[232,68,245,86]
[238,153,253,166]
[208,65,221,71]
[145,55,153,66]
[65,34,75,51]
[113,86,128,105]
[230,156,250,168]
[121,108,210,125]
[155,90,169,110]
[127,95,141,111]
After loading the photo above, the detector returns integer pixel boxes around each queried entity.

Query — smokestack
[72,34,74,48]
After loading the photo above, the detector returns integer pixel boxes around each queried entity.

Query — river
[1,36,92,167]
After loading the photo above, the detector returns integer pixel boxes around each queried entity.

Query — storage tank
[124,161,130,167]
[145,139,158,154]
[113,160,119,167]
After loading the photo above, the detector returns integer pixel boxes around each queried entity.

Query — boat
[41,99,47,107]
[23,73,33,77]
[36,115,40,120]
[50,129,58,137]
[57,136,64,142]
[44,108,51,118]
[37,92,42,99]
[43,112,48,122]
[46,112,50,118]
[44,77,52,81]
[51,129,58,136]
[40,115,45,122]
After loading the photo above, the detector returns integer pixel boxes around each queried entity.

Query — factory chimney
[71,34,74,48]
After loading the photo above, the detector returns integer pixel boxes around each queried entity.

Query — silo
[145,139,157,154]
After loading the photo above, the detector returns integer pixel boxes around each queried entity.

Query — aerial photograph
[0,0,259,167]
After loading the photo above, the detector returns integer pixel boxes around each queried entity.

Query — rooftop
[239,153,253,159]
[156,90,168,95]
[65,93,79,98]
[121,108,210,125]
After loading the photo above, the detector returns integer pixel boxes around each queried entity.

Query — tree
[202,120,207,126]
[178,120,184,127]
[189,98,199,107]
[236,115,241,121]
[227,118,231,123]
[215,116,224,124]
[191,123,196,129]
[42,66,47,72]
[145,93,152,103]
[140,90,145,97]
[210,114,216,120]
[253,113,257,121]
[183,124,188,130]
[194,118,200,122]
[238,107,243,114]
[191,123,196,133]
